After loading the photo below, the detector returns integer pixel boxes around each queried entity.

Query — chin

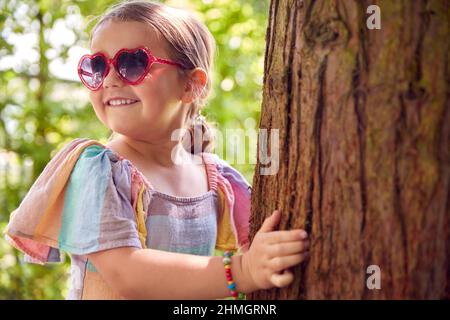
[108,122,138,138]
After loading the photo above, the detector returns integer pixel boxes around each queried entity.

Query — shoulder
[203,152,252,194]
[50,138,133,196]
[50,138,108,160]
[66,139,132,185]
[54,138,124,166]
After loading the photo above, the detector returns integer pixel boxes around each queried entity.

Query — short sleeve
[215,157,252,192]
[214,155,251,250]
[58,145,142,255]
[4,141,142,263]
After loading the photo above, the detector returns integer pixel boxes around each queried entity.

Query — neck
[117,134,194,168]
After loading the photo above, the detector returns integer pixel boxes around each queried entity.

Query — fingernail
[299,230,308,239]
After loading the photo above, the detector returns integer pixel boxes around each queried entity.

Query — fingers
[253,210,312,290]
[270,269,294,288]
[267,240,310,258]
[258,210,281,233]
[265,229,308,244]
[269,252,310,273]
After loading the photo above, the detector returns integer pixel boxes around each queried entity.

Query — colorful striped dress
[4,138,251,299]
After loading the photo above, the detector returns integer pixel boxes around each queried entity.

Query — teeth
[108,99,138,106]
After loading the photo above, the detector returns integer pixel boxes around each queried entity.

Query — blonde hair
[90,0,216,153]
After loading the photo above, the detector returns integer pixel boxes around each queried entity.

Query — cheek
[89,91,102,106]
[140,69,183,101]
[137,79,182,117]
[89,91,107,122]
[134,81,166,112]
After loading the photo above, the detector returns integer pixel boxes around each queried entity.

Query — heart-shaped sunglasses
[77,47,188,91]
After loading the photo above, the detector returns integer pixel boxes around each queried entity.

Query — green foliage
[0,0,268,299]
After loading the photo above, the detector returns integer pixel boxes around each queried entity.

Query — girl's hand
[241,210,310,291]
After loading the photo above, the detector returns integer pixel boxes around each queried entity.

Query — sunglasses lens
[117,49,149,82]
[80,56,106,89]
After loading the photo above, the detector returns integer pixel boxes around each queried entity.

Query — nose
[103,65,125,89]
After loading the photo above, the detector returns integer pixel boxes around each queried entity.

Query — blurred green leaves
[0,0,268,299]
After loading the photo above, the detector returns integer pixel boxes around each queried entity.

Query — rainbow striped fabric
[4,138,251,299]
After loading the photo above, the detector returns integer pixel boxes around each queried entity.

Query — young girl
[4,0,309,300]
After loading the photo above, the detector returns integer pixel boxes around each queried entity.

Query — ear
[181,67,208,104]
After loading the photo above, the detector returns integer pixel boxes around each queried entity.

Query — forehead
[90,20,169,57]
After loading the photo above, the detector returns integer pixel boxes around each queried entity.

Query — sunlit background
[0,0,268,299]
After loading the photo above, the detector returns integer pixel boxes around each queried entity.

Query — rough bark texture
[248,0,449,299]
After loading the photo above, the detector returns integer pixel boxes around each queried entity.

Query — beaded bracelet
[223,251,245,300]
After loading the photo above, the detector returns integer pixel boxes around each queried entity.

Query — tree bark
[248,0,449,299]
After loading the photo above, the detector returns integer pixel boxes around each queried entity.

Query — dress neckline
[97,141,218,199]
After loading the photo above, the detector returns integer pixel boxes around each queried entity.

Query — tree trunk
[248,0,449,299]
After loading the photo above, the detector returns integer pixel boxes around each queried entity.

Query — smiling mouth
[107,99,140,107]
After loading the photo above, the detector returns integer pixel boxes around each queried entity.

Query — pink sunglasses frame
[77,46,187,91]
